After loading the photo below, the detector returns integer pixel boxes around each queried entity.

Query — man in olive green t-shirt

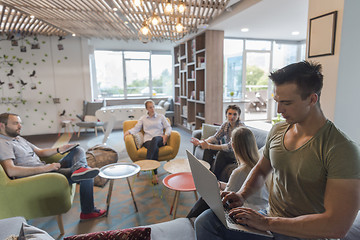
[195,61,360,240]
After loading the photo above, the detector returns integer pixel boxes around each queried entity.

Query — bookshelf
[173,30,224,131]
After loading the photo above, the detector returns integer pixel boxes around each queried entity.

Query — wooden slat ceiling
[0,0,230,42]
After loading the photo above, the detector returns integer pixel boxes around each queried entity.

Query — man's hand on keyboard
[229,207,270,231]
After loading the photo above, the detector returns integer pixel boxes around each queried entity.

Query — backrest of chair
[84,101,104,116]
[123,120,138,133]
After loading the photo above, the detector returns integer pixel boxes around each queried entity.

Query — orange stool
[163,172,198,219]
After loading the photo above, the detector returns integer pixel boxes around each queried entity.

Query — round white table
[99,163,140,215]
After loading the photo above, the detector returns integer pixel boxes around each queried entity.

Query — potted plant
[230,91,234,102]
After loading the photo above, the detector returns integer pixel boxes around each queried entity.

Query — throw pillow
[64,227,151,240]
[202,123,220,140]
[19,222,55,240]
[163,101,171,111]
[158,100,166,108]
[133,132,144,149]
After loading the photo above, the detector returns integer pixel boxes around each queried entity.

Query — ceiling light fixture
[138,22,152,43]
[292,31,300,35]
[132,0,143,7]
[175,18,184,33]
[178,0,186,14]
[164,0,173,15]
[241,28,249,32]
[113,7,118,11]
[72,33,76,37]
[151,13,161,25]
[140,24,150,35]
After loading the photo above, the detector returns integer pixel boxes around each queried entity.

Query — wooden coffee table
[163,158,210,174]
[135,159,161,184]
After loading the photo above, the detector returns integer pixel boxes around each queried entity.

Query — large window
[93,50,172,99]
[224,39,244,100]
[223,38,305,121]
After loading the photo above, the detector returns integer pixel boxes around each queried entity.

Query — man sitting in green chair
[0,113,106,221]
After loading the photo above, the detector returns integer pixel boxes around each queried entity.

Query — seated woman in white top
[187,126,269,218]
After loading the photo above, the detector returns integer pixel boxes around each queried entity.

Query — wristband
[56,147,60,153]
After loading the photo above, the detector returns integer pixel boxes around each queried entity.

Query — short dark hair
[0,113,18,125]
[269,61,323,100]
[225,105,241,116]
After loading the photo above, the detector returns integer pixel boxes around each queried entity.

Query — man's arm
[0,159,60,178]
[231,178,360,239]
[32,144,76,158]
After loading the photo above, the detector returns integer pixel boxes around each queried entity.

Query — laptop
[186,150,273,238]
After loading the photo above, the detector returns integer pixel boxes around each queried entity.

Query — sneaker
[71,167,99,182]
[80,208,107,221]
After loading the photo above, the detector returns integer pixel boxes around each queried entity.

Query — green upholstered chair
[0,153,76,235]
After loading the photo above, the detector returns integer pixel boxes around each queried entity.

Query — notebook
[186,150,273,238]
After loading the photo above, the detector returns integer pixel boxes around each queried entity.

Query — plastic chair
[76,115,105,137]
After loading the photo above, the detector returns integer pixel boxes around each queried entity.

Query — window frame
[92,49,172,100]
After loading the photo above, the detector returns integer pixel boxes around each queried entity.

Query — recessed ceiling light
[72,33,76,37]
[113,7,118,11]
[124,21,129,25]
[241,28,249,32]
[198,24,209,29]
[292,31,300,35]
[30,15,35,19]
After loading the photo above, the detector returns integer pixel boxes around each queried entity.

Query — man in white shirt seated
[124,99,172,183]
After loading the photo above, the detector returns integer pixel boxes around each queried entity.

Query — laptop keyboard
[224,208,237,224]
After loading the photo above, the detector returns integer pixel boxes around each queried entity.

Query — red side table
[163,172,198,219]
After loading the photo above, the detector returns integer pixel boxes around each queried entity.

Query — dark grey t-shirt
[0,134,45,167]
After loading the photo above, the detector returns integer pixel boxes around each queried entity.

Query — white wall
[0,36,89,136]
[334,0,360,143]
[307,0,359,143]
[307,0,344,120]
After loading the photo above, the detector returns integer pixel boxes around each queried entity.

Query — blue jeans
[195,209,303,240]
[58,147,95,214]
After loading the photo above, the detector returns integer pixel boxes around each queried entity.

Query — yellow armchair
[123,119,180,162]
[0,153,76,235]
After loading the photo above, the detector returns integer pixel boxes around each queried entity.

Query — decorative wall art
[308,11,338,58]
